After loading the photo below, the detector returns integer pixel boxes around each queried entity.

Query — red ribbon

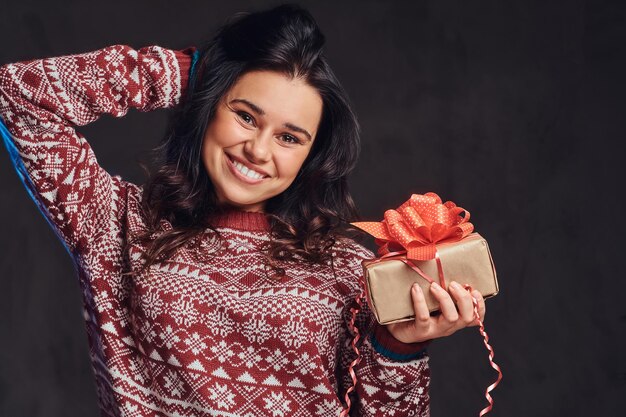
[341,192,502,417]
[339,288,365,417]
[351,192,474,261]
[463,284,503,417]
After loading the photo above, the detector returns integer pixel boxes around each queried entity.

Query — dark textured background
[1,0,624,416]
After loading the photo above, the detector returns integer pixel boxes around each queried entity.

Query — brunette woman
[0,4,485,416]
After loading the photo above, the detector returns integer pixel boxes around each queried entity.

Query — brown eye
[237,111,255,125]
[280,134,300,144]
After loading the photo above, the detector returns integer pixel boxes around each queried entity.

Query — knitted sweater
[0,44,430,416]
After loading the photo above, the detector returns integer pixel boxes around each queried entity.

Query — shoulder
[332,235,376,261]
[330,236,376,291]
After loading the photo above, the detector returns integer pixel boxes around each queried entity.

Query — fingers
[449,284,486,327]
[449,281,475,327]
[429,282,458,331]
[411,283,431,330]
[385,284,433,344]
[431,281,487,333]
[397,281,488,344]
[471,289,486,326]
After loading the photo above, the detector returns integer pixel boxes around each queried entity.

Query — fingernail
[450,281,461,290]
[412,283,419,292]
[431,282,441,291]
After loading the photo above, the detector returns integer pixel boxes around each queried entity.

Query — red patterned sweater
[0,44,430,416]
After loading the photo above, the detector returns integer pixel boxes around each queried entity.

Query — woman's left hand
[385,280,486,344]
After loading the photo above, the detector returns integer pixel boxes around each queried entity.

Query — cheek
[275,149,310,178]
[204,113,248,149]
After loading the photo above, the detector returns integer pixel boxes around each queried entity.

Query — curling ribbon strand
[464,284,503,416]
[339,287,366,417]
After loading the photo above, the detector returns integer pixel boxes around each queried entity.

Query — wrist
[370,323,430,361]
[175,46,197,99]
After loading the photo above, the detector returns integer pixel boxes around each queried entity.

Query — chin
[221,192,267,209]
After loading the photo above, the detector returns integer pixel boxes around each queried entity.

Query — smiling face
[201,70,323,213]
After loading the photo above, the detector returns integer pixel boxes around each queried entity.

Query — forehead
[224,70,323,136]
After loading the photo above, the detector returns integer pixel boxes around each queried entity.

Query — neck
[209,206,270,231]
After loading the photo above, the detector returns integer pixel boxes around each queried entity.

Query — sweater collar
[209,207,270,232]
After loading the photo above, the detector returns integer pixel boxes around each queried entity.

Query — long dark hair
[126,4,364,279]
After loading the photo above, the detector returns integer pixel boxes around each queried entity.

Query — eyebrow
[229,98,313,141]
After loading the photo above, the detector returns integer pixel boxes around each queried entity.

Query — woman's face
[201,70,323,212]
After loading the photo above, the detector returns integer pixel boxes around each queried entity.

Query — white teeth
[233,159,264,180]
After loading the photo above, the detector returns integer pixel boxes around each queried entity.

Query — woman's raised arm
[0,44,196,256]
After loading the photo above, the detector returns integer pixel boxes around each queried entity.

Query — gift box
[352,192,499,325]
[362,232,498,324]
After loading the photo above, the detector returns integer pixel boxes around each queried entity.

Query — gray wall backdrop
[0,0,624,416]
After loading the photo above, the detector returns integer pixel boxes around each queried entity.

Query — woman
[0,4,485,416]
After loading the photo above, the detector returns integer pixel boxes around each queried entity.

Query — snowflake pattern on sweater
[0,44,430,416]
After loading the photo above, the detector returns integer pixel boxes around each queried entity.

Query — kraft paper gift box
[352,192,499,325]
[361,232,498,325]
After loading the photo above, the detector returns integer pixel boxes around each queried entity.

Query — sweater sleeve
[0,44,195,256]
[336,241,432,416]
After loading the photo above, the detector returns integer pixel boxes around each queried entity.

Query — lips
[225,154,270,184]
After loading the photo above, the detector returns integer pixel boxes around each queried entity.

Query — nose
[243,129,272,164]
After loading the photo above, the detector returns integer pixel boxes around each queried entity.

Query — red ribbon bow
[350,192,474,260]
